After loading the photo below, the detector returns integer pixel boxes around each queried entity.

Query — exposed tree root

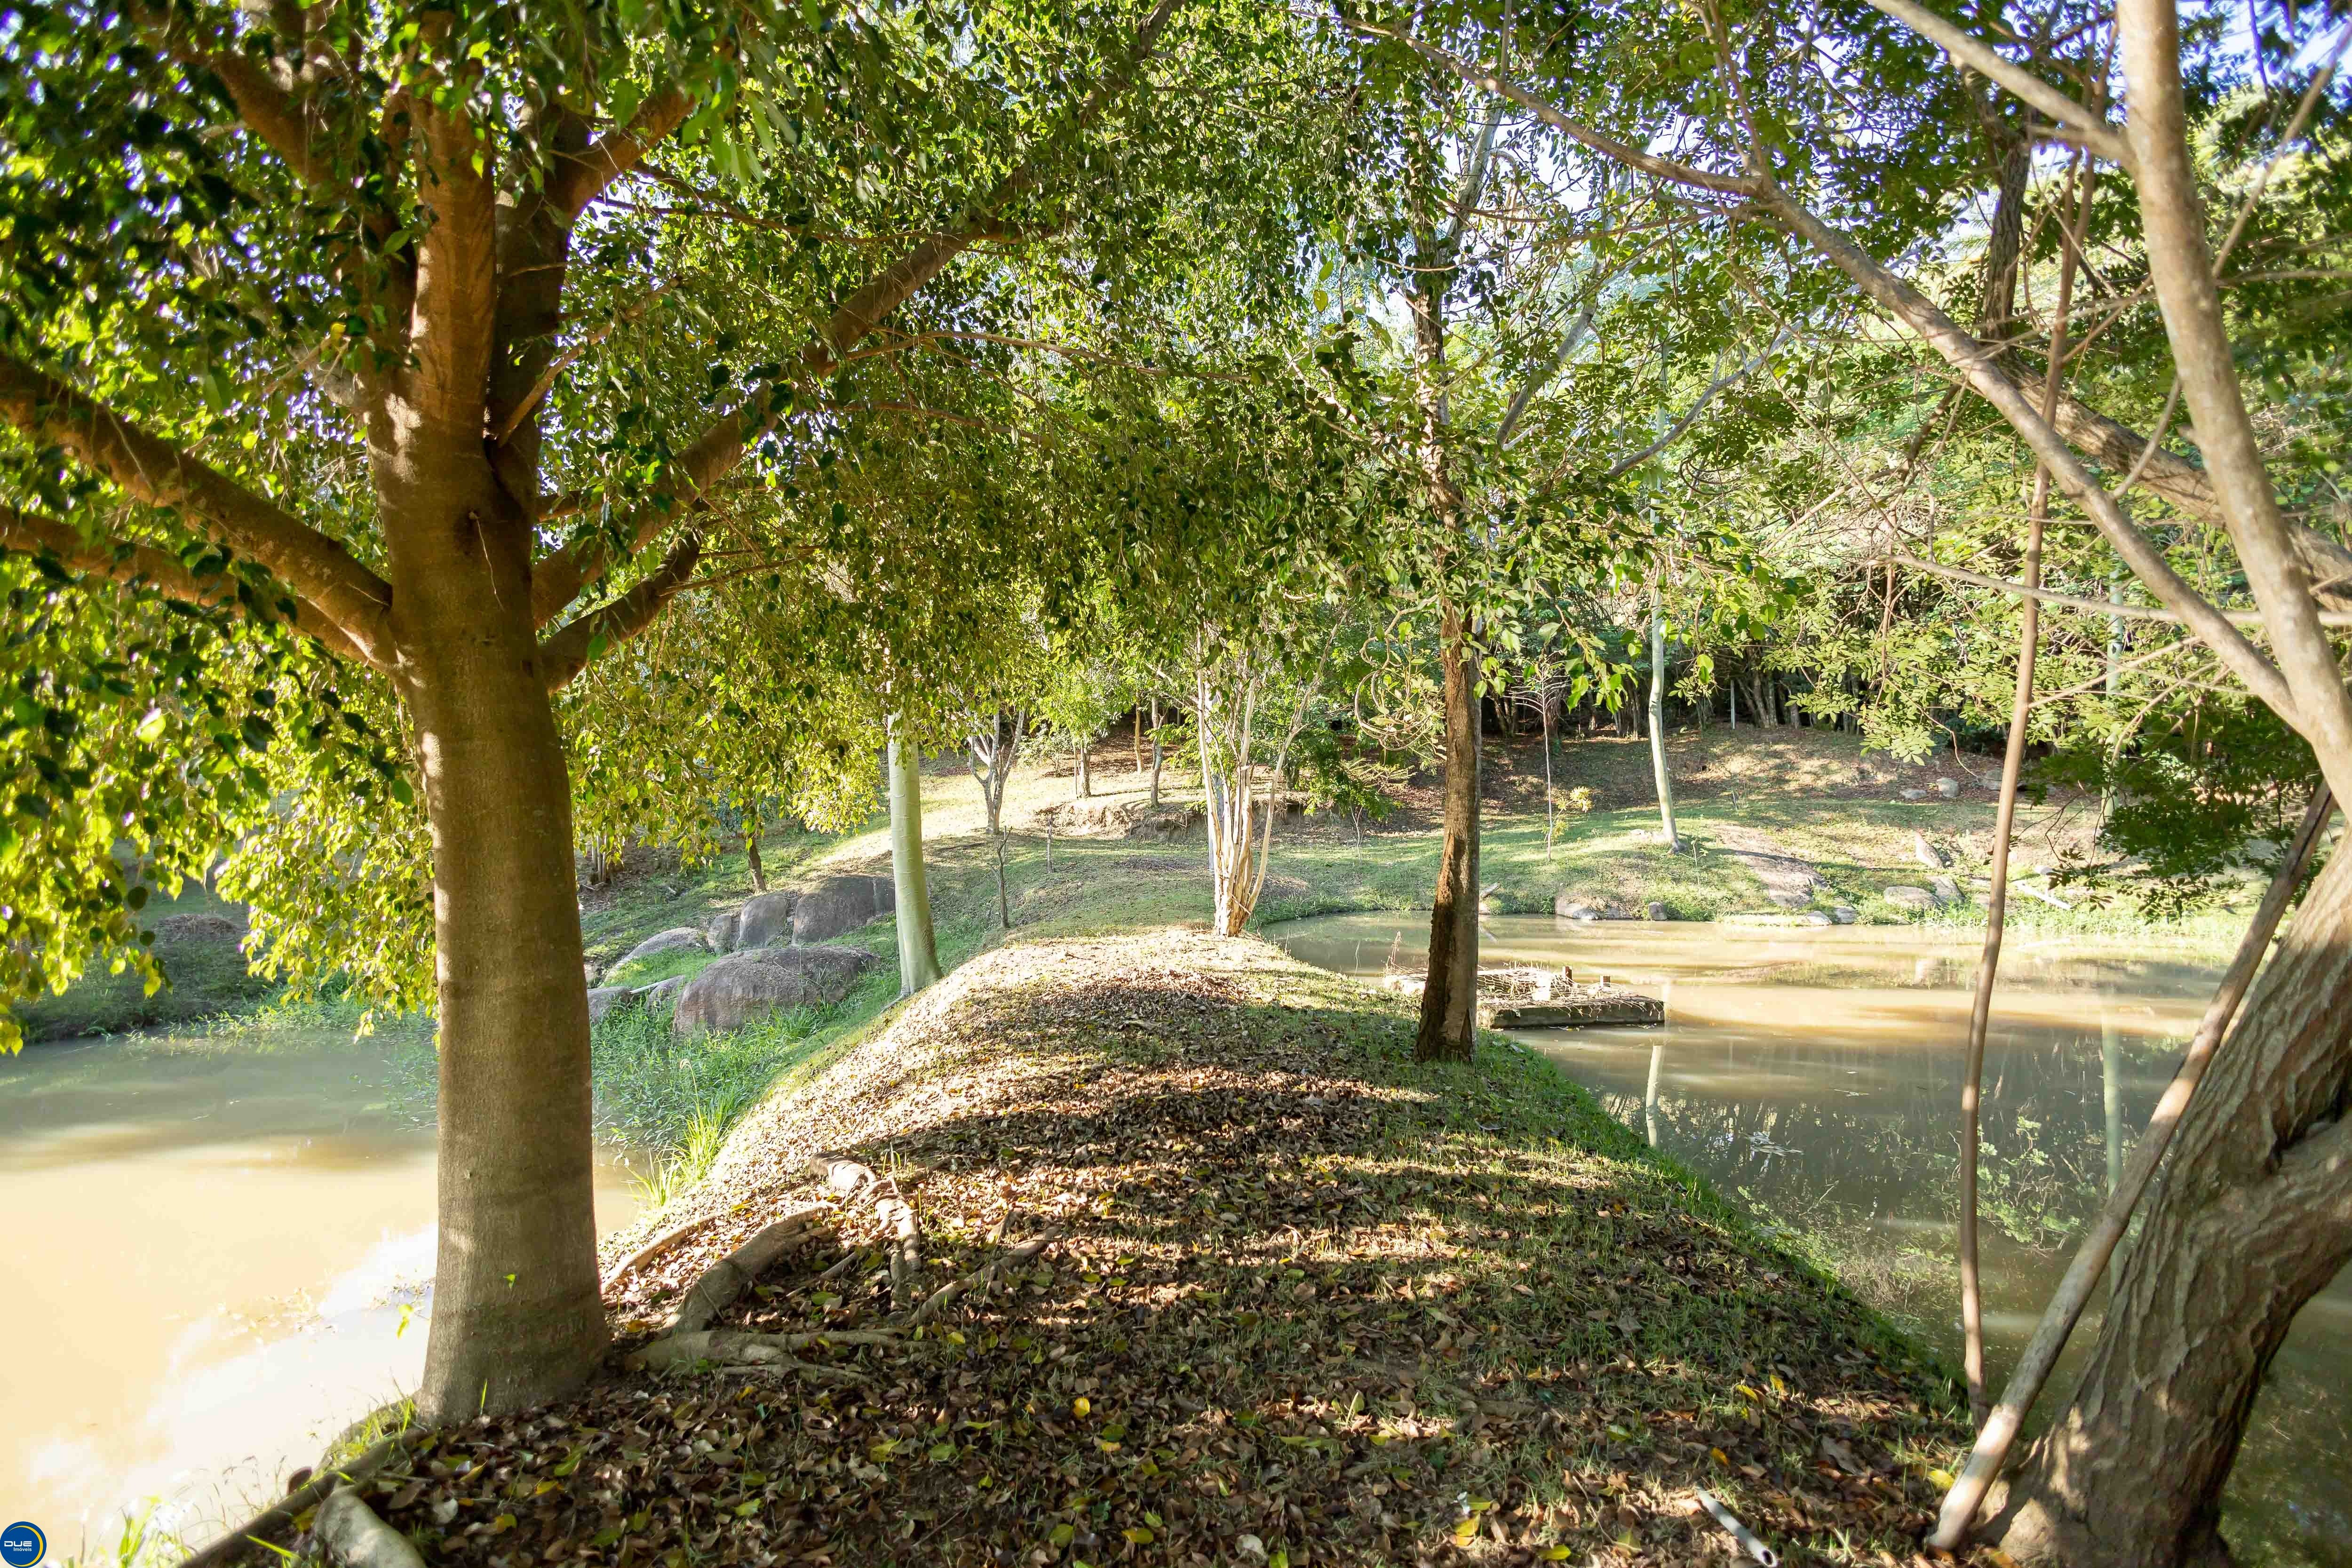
[878,1194,922,1312]
[176,1435,408,1568]
[666,1208,828,1334]
[604,1211,724,1291]
[312,1486,427,1568]
[627,1327,902,1371]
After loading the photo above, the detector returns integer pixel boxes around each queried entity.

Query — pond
[1272,912,2352,1568]
[0,1032,644,1559]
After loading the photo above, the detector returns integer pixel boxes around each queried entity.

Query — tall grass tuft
[589,995,838,1162]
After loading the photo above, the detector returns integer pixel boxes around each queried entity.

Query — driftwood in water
[1383,967,1662,1030]
[176,1435,406,1568]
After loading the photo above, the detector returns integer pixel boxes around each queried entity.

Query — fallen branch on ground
[909,1230,1058,1327]
[604,1211,726,1291]
[176,1435,408,1568]
[667,1208,829,1334]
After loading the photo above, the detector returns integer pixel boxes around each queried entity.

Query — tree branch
[0,352,392,661]
[551,84,697,220]
[2117,0,2352,799]
[1889,550,2352,626]
[0,504,365,660]
[1744,184,2303,724]
[529,0,1186,626]
[539,531,704,692]
[1600,327,1790,479]
[1343,20,1764,198]
[1857,0,2136,175]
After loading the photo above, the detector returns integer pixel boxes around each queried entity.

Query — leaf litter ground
[334,931,1971,1566]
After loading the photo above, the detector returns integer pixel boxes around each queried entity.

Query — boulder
[617,926,706,969]
[734,891,799,949]
[1555,895,1631,921]
[1884,885,1937,912]
[790,875,894,945]
[1830,905,1859,925]
[587,986,637,1025]
[706,910,741,955]
[1765,890,1812,910]
[154,913,243,944]
[1929,876,1962,906]
[1645,901,1670,921]
[1935,776,1961,799]
[1899,788,1925,801]
[673,946,878,1037]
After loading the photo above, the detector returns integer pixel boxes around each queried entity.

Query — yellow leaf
[1122,1528,1153,1544]
[1710,1448,1730,1465]
[947,1330,967,1345]
[1735,1383,1762,1401]
[1541,1550,1571,1562]
[1097,1439,1122,1452]
[1928,1467,1957,1488]
[1074,1397,1091,1416]
[533,1480,561,1496]
[491,1515,516,1534]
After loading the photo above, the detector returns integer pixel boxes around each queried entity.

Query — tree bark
[1984,834,2352,1567]
[1416,603,1481,1061]
[887,725,940,998]
[391,469,605,1421]
[745,816,766,893]
[1149,698,1164,807]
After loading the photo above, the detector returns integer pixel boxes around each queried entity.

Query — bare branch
[0,504,365,659]
[0,352,392,661]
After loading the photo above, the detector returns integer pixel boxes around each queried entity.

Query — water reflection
[1273,914,2352,1568]
[0,1035,642,1557]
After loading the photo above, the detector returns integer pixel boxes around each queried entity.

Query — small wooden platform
[1381,967,1664,1030]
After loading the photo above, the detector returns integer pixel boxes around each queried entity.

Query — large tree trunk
[1984,838,2352,1566]
[1416,605,1480,1061]
[887,727,941,998]
[389,466,604,1422]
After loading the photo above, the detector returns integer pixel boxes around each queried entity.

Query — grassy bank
[328,928,1970,1568]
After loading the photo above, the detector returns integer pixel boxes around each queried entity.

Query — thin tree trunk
[1983,804,2352,1567]
[745,816,766,894]
[399,492,605,1422]
[993,832,1010,929]
[1647,581,1679,854]
[1961,145,2087,1424]
[886,724,940,998]
[1416,604,1481,1062]
[1542,687,1557,858]
[1149,698,1163,807]
[1942,786,2330,1556]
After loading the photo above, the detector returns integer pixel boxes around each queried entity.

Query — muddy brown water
[1274,913,2352,1568]
[0,1033,643,1558]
